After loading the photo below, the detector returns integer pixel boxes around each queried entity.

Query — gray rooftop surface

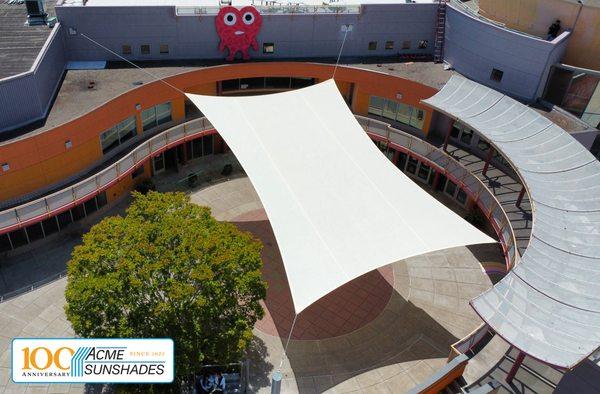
[0,0,56,80]
[1,61,455,144]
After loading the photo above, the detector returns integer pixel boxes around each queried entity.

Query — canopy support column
[506,350,525,383]
[443,120,455,152]
[482,147,495,177]
[516,186,526,208]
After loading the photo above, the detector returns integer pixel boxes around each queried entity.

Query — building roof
[59,0,435,7]
[0,1,56,79]
[188,79,495,313]
[423,75,600,369]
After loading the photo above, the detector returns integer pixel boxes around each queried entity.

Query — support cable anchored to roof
[79,33,186,95]
[332,25,350,80]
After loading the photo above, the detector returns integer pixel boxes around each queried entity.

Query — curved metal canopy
[422,75,600,369]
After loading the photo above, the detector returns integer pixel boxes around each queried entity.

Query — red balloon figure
[215,6,263,61]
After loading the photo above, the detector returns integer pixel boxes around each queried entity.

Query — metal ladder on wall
[433,0,449,63]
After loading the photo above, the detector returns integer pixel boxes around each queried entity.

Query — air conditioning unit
[25,0,47,26]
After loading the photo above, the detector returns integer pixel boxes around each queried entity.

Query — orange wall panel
[0,63,439,203]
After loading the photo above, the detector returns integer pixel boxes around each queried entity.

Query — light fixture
[1,163,9,172]
[65,140,73,149]
[396,93,403,100]
[135,103,142,111]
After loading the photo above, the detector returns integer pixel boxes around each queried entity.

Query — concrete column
[516,186,526,208]
[443,120,455,152]
[482,147,495,177]
[392,149,400,166]
[506,351,525,384]
[432,170,441,190]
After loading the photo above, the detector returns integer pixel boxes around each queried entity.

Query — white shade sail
[186,80,495,314]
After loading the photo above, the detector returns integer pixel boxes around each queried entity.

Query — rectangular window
[222,79,240,92]
[402,40,411,50]
[396,102,412,126]
[117,116,137,144]
[155,102,172,126]
[159,44,169,54]
[383,100,398,120]
[406,156,418,174]
[456,189,467,205]
[477,139,491,153]
[100,127,120,154]
[192,138,203,159]
[141,107,157,132]
[153,153,165,173]
[263,42,275,54]
[451,124,461,139]
[265,77,291,89]
[122,45,132,55]
[417,163,431,181]
[409,108,425,130]
[397,152,408,171]
[491,68,504,82]
[368,96,385,116]
[240,77,265,90]
[141,44,151,55]
[96,192,108,208]
[385,41,394,50]
[202,134,214,156]
[132,166,145,179]
[99,115,138,155]
[460,129,474,145]
[368,41,377,51]
[445,180,457,197]
[290,78,314,89]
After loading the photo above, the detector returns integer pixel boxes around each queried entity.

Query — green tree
[65,191,266,389]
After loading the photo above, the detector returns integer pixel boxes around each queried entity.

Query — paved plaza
[0,161,504,393]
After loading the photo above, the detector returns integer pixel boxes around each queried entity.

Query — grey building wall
[0,24,66,134]
[55,4,437,61]
[444,4,569,102]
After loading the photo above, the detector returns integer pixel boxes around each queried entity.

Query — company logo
[216,6,262,61]
[12,339,174,384]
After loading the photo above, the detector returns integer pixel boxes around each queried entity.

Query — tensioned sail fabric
[186,79,494,314]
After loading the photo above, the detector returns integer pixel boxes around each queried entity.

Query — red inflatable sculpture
[215,6,263,61]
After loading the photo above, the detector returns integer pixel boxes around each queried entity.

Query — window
[396,103,412,125]
[409,109,425,129]
[383,100,398,120]
[153,153,165,173]
[265,77,291,89]
[369,95,426,130]
[222,79,240,92]
[418,40,428,49]
[478,139,491,152]
[402,40,411,50]
[142,102,172,131]
[397,152,408,171]
[368,41,377,50]
[491,68,504,82]
[417,163,431,181]
[385,41,394,50]
[445,180,457,197]
[240,77,265,90]
[263,42,274,54]
[122,45,132,55]
[460,129,473,145]
[141,44,150,55]
[451,124,460,139]
[202,134,214,156]
[159,44,169,54]
[132,166,145,179]
[368,96,385,116]
[290,78,314,89]
[406,156,418,174]
[456,189,468,205]
[100,115,138,154]
[155,102,172,125]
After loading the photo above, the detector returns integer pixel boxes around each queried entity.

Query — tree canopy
[65,191,266,387]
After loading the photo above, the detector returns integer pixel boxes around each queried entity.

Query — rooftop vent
[25,0,47,25]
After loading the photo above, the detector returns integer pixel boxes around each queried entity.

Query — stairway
[433,0,448,63]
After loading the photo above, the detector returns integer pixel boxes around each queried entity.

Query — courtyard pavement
[0,156,504,393]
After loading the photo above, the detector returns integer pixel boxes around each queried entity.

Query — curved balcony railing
[0,118,216,235]
[356,115,519,272]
